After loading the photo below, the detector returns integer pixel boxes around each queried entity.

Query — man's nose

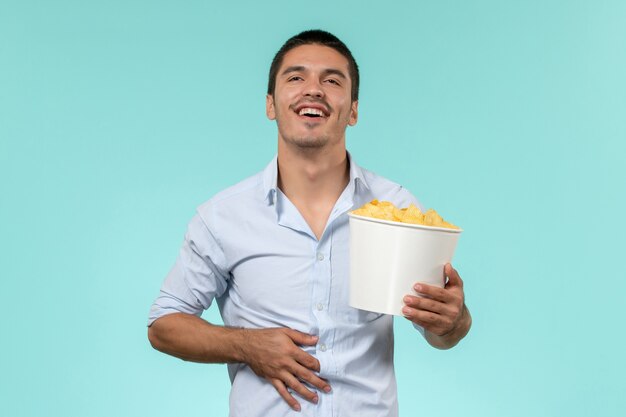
[303,78,324,98]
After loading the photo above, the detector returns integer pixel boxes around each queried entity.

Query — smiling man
[148,30,471,416]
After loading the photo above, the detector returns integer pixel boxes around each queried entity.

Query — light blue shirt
[149,154,423,417]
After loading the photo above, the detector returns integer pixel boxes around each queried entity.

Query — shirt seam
[196,208,230,274]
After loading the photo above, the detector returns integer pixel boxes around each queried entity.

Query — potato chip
[351,200,459,230]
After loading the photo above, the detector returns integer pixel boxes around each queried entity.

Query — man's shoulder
[197,170,266,216]
[358,165,422,209]
[359,166,402,189]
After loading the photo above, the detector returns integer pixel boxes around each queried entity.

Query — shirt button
[319,343,327,352]
[317,253,324,261]
[316,303,324,311]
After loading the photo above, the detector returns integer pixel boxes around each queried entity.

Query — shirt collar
[262,154,279,205]
[347,151,370,193]
[262,151,370,205]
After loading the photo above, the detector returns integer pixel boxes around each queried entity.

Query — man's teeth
[298,108,325,117]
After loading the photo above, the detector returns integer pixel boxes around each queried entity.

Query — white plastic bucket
[348,213,462,316]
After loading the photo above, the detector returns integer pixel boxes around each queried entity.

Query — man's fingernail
[324,385,331,393]
[313,395,318,403]
[293,403,301,412]
[414,284,422,291]
[402,306,411,315]
[403,296,411,303]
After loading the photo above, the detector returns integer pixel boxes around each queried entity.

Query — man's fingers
[283,372,319,404]
[293,348,321,372]
[402,307,442,325]
[412,264,463,301]
[413,282,451,303]
[270,378,301,412]
[285,329,319,346]
[403,295,448,315]
[402,307,451,334]
[290,350,331,392]
[294,365,331,393]
[444,263,463,288]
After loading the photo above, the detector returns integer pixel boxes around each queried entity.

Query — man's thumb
[445,263,463,288]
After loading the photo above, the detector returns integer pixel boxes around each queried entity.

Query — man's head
[268,30,359,102]
[266,35,359,151]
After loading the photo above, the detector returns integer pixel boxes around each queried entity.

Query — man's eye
[288,76,303,82]
[325,79,340,85]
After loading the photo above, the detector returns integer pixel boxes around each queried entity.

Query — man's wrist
[232,327,252,363]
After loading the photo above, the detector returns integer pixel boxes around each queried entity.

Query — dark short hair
[267,29,360,102]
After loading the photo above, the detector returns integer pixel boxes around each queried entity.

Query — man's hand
[148,315,329,411]
[240,328,331,412]
[402,263,471,349]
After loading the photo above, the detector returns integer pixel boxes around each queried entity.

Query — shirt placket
[311,230,336,415]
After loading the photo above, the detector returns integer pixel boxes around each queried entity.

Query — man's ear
[266,94,276,120]
[348,100,358,126]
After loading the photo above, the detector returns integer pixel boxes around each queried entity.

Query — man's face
[266,44,358,149]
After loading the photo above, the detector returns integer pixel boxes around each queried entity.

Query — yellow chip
[351,200,459,230]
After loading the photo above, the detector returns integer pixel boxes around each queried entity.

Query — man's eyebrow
[322,68,347,79]
[280,66,348,79]
[281,66,306,76]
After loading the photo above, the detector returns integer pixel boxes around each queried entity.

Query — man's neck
[277,141,349,204]
[276,140,350,240]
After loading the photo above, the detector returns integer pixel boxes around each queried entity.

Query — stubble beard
[282,133,330,149]
[276,114,332,150]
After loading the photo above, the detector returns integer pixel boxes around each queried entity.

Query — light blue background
[1,1,625,416]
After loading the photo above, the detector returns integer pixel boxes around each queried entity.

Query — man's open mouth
[298,108,326,118]
[293,103,330,119]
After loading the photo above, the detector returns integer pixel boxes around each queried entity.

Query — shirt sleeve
[148,212,230,326]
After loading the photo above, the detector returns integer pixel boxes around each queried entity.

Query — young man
[148,30,471,416]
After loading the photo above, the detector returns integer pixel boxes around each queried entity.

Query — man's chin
[284,136,329,149]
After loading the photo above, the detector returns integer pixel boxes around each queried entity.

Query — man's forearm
[148,311,327,410]
[148,312,247,363]
[424,305,472,350]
